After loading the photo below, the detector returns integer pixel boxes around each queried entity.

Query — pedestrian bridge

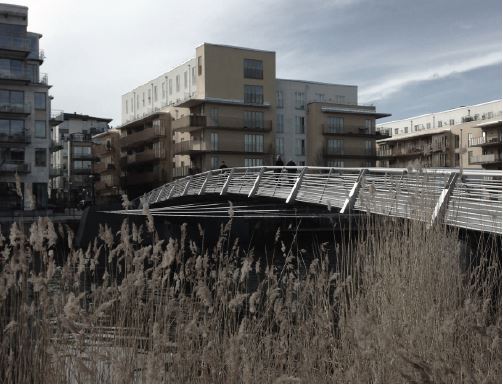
[116,167,502,234]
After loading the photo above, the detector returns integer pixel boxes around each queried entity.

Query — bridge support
[429,172,459,228]
[248,167,265,198]
[340,169,367,214]
[220,168,235,195]
[286,168,306,204]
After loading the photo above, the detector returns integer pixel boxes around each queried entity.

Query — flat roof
[61,112,112,123]
[198,42,276,54]
[475,119,502,128]
[277,78,357,88]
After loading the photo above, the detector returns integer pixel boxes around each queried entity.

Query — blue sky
[9,0,502,125]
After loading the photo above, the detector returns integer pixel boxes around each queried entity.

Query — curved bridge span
[118,167,502,234]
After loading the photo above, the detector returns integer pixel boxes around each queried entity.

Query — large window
[35,148,46,166]
[328,160,344,167]
[244,85,263,104]
[211,156,219,169]
[276,113,284,133]
[73,146,91,156]
[244,111,264,128]
[210,132,219,150]
[275,136,284,155]
[244,59,263,79]
[0,89,24,108]
[73,160,92,169]
[35,120,46,138]
[327,139,344,154]
[245,158,263,167]
[326,117,343,133]
[295,139,305,156]
[208,108,219,125]
[295,116,304,134]
[294,92,305,110]
[244,134,264,152]
[0,119,23,136]
[276,90,283,108]
[34,92,46,110]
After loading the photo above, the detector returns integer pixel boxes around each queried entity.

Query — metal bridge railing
[128,167,502,234]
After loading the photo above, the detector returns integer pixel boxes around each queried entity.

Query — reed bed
[0,209,500,383]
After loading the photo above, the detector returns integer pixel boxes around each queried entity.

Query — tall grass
[0,212,500,383]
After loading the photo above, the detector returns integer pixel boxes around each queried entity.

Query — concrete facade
[0,3,51,210]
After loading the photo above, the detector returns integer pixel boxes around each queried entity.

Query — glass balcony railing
[0,36,31,52]
[0,102,31,115]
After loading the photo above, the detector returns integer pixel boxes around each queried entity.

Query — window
[10,148,24,162]
[404,127,408,134]
[244,85,263,104]
[0,119,23,136]
[245,158,263,167]
[414,125,419,132]
[294,92,305,109]
[154,86,158,102]
[184,71,188,89]
[73,146,91,156]
[394,128,399,135]
[208,108,219,125]
[0,89,24,108]
[365,140,373,154]
[243,59,263,79]
[335,95,346,104]
[327,139,343,155]
[449,119,455,126]
[32,182,47,209]
[276,90,283,108]
[244,111,264,128]
[295,139,305,156]
[488,111,494,119]
[326,117,343,133]
[426,122,431,129]
[73,160,91,169]
[197,56,202,75]
[148,89,151,104]
[162,82,166,98]
[142,92,145,106]
[191,67,196,84]
[244,134,264,152]
[176,75,180,92]
[35,148,46,166]
[35,120,46,138]
[295,116,305,134]
[438,121,443,128]
[210,132,219,150]
[136,95,139,109]
[316,93,325,102]
[276,114,284,133]
[125,99,128,114]
[365,119,374,132]
[328,160,344,167]
[169,79,173,95]
[275,136,284,155]
[131,97,134,110]
[211,156,219,169]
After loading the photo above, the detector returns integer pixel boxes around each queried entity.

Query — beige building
[377,100,502,170]
[92,129,121,203]
[306,102,390,167]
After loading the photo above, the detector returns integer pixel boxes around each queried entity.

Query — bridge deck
[121,167,502,234]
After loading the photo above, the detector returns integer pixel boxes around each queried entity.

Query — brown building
[465,119,502,170]
[172,44,276,174]
[92,129,121,203]
[306,103,390,167]
[118,113,171,198]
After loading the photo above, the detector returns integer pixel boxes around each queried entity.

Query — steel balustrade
[123,167,502,234]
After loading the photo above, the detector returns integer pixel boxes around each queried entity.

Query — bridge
[114,167,502,235]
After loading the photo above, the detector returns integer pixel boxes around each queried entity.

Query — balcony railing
[322,125,387,138]
[469,153,502,164]
[0,130,30,144]
[0,162,30,173]
[38,73,48,85]
[172,115,273,132]
[0,36,31,52]
[173,139,270,155]
[0,102,31,115]
[0,68,31,82]
[120,125,164,148]
[469,136,502,147]
[126,149,163,165]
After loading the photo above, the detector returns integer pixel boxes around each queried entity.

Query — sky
[8,0,502,126]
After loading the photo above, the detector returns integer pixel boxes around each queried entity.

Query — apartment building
[92,128,120,204]
[0,3,50,210]
[377,100,502,169]
[119,43,390,196]
[306,103,390,167]
[50,112,111,205]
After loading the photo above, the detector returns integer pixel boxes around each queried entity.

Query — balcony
[173,139,270,155]
[172,115,273,132]
[0,68,31,83]
[126,148,163,165]
[469,153,502,165]
[323,147,377,159]
[0,102,31,116]
[469,136,502,147]
[93,162,115,174]
[0,130,30,144]
[0,36,31,56]
[0,162,30,173]
[120,125,164,149]
[322,125,390,138]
